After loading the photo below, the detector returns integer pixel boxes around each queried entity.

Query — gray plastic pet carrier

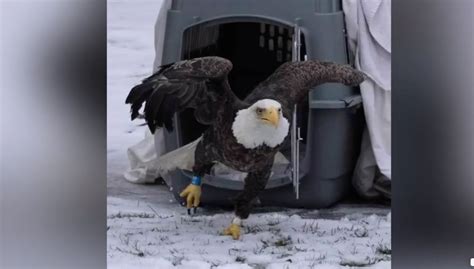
[154,0,364,208]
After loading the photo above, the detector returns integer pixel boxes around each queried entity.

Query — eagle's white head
[232,99,290,149]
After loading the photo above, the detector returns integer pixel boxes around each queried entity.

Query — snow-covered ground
[107,0,391,268]
[107,197,391,269]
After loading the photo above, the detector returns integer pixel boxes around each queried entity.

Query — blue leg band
[191,176,201,186]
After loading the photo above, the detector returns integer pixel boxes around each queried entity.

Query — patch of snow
[107,197,391,268]
[108,256,174,269]
[178,260,212,269]
[215,264,253,269]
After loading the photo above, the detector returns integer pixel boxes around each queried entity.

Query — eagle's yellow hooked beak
[259,107,280,127]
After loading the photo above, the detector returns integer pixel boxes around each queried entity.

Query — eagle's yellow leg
[179,184,201,206]
[223,217,242,240]
[179,176,202,214]
[223,224,241,240]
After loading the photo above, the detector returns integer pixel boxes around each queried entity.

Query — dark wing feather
[125,56,235,133]
[244,60,366,116]
[127,82,155,120]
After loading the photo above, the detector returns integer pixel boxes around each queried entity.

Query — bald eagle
[126,56,365,239]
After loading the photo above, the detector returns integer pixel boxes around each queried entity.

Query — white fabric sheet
[343,0,392,198]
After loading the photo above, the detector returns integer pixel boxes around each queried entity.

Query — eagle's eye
[256,108,263,114]
[278,108,282,113]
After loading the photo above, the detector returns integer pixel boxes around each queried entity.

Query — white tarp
[124,129,290,185]
[343,0,392,198]
[123,129,164,184]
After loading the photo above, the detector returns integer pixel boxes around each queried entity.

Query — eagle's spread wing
[244,61,366,117]
[126,57,235,133]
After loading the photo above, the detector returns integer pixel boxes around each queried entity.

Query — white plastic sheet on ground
[123,129,165,184]
[125,128,290,185]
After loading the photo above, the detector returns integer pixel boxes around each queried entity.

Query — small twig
[147,204,159,215]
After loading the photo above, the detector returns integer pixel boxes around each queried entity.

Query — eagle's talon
[187,207,197,216]
[179,183,201,212]
[223,223,241,240]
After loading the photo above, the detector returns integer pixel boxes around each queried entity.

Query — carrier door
[291,22,303,199]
